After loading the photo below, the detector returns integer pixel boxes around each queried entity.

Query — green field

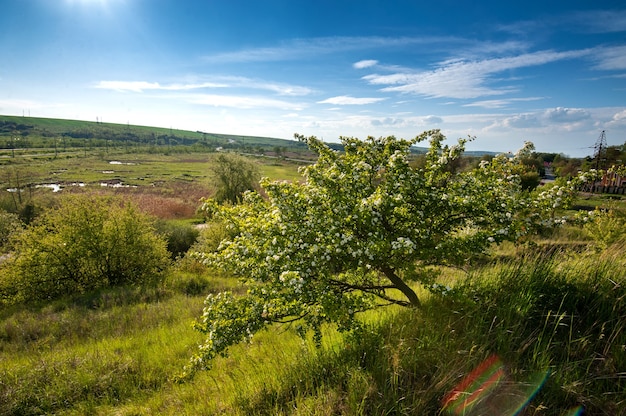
[0,116,624,415]
[1,242,624,415]
[0,115,313,158]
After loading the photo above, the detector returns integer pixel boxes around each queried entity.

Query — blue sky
[1,0,625,157]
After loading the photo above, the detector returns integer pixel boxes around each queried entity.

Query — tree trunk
[381,265,421,308]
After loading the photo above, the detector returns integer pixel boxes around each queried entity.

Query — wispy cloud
[592,45,626,70]
[608,109,626,128]
[94,77,314,96]
[203,36,461,63]
[567,10,626,34]
[497,107,591,129]
[229,77,314,96]
[463,97,545,109]
[318,95,386,105]
[543,107,591,123]
[363,49,591,99]
[94,80,227,93]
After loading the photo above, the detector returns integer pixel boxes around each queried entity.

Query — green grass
[1,242,624,415]
[0,114,311,156]
[0,153,302,189]
[0,151,304,223]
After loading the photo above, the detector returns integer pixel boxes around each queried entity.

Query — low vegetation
[0,195,170,303]
[0,122,624,414]
[0,239,624,415]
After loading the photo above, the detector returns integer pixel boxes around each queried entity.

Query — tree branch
[380,265,421,308]
[327,278,396,292]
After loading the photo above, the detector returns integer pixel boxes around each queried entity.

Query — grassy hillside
[0,115,622,415]
[0,114,311,155]
[0,239,624,415]
[2,114,497,157]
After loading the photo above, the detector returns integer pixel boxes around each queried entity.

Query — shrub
[155,220,200,259]
[207,153,260,204]
[583,208,626,250]
[0,210,22,252]
[0,195,170,304]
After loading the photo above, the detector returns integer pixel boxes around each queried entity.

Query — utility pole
[593,130,607,170]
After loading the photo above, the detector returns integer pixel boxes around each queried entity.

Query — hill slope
[0,114,503,156]
[0,114,308,152]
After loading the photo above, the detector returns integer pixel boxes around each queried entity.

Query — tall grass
[0,272,243,415]
[454,249,625,413]
[195,247,625,415]
[1,246,624,415]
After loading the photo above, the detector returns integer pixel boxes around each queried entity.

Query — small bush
[191,220,233,254]
[0,195,171,304]
[155,220,200,258]
[0,210,22,252]
[165,272,212,296]
[583,208,626,250]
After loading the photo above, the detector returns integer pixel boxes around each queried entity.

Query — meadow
[0,119,624,415]
[1,237,624,415]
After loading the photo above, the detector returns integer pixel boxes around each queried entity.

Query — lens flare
[565,406,585,415]
[442,355,550,416]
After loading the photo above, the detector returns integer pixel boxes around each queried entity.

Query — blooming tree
[185,130,590,375]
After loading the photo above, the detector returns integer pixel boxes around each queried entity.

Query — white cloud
[317,95,386,105]
[94,80,227,92]
[543,107,591,123]
[422,115,443,124]
[460,40,530,57]
[592,45,626,71]
[607,109,626,127]
[501,113,542,128]
[353,60,378,69]
[94,78,314,97]
[253,82,313,96]
[492,107,592,131]
[463,97,545,109]
[363,49,591,99]
[371,117,403,126]
[464,100,513,109]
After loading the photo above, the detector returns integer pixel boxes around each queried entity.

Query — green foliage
[519,170,541,190]
[0,210,21,252]
[155,220,200,258]
[0,195,170,304]
[192,220,234,254]
[186,130,592,375]
[207,152,261,204]
[582,208,626,250]
[511,141,543,190]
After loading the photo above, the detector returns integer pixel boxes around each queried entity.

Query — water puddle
[109,161,136,165]
[36,184,62,192]
[99,180,136,188]
[6,183,85,193]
